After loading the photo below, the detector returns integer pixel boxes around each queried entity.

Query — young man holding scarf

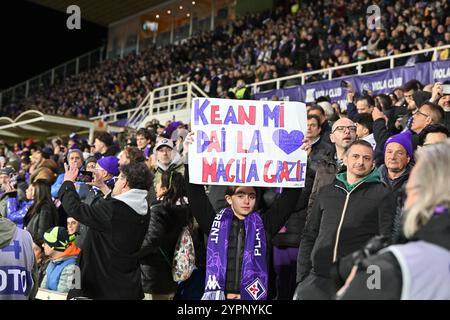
[183,133,303,300]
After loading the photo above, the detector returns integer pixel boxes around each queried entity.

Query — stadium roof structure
[30,0,168,26]
[0,110,123,143]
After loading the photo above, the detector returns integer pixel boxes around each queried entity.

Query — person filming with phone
[0,167,26,221]
[51,149,90,200]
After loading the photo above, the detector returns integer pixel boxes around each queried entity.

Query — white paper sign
[189,98,308,187]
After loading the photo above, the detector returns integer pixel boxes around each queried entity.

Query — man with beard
[294,140,395,300]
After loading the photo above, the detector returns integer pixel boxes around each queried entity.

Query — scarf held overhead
[202,207,268,300]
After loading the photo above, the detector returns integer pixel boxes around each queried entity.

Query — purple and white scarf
[202,207,268,300]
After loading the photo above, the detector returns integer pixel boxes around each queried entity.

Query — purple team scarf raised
[202,207,268,300]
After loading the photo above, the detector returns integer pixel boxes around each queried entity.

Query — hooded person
[153,138,184,190]
[295,140,395,300]
[0,217,37,300]
[58,162,152,299]
[40,227,78,293]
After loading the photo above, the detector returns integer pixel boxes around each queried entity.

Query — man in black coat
[294,140,395,300]
[378,131,414,243]
[59,162,152,300]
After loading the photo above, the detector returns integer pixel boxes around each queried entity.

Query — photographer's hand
[64,163,79,182]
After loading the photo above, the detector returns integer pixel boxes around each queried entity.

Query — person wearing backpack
[139,170,193,300]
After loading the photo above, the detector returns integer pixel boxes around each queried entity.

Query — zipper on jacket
[235,223,244,291]
[332,182,365,263]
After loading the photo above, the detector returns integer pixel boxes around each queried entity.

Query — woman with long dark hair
[140,170,193,300]
[23,179,59,247]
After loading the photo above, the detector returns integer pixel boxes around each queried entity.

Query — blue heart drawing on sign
[272,129,304,155]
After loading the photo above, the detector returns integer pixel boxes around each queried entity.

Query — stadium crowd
[2,0,449,119]
[1,0,450,301]
[1,70,449,299]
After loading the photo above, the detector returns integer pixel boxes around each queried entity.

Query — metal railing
[0,46,105,108]
[90,81,209,128]
[91,44,450,128]
[250,44,450,94]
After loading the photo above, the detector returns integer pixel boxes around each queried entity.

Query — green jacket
[335,169,381,192]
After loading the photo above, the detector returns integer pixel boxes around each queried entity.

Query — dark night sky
[1,1,107,90]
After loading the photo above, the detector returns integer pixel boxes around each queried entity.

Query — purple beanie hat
[384,130,414,159]
[97,156,119,176]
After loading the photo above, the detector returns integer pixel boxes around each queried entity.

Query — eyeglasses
[413,109,429,118]
[332,125,357,133]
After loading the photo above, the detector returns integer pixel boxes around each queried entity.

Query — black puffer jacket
[139,202,191,294]
[185,165,302,295]
[297,174,396,283]
[23,203,59,246]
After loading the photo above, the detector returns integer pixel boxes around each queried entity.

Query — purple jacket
[7,198,32,229]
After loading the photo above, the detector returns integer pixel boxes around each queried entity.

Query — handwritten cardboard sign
[189,98,307,187]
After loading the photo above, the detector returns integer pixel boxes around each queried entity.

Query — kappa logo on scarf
[205,275,221,290]
[245,278,266,300]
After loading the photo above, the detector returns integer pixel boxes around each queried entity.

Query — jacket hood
[0,217,17,249]
[113,189,149,216]
[336,168,380,192]
[157,152,181,171]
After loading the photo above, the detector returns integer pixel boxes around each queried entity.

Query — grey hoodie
[113,189,149,216]
[0,217,16,249]
[156,152,182,171]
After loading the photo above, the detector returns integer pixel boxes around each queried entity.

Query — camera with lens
[331,235,391,288]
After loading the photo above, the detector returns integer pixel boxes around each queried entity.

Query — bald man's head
[330,118,357,150]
